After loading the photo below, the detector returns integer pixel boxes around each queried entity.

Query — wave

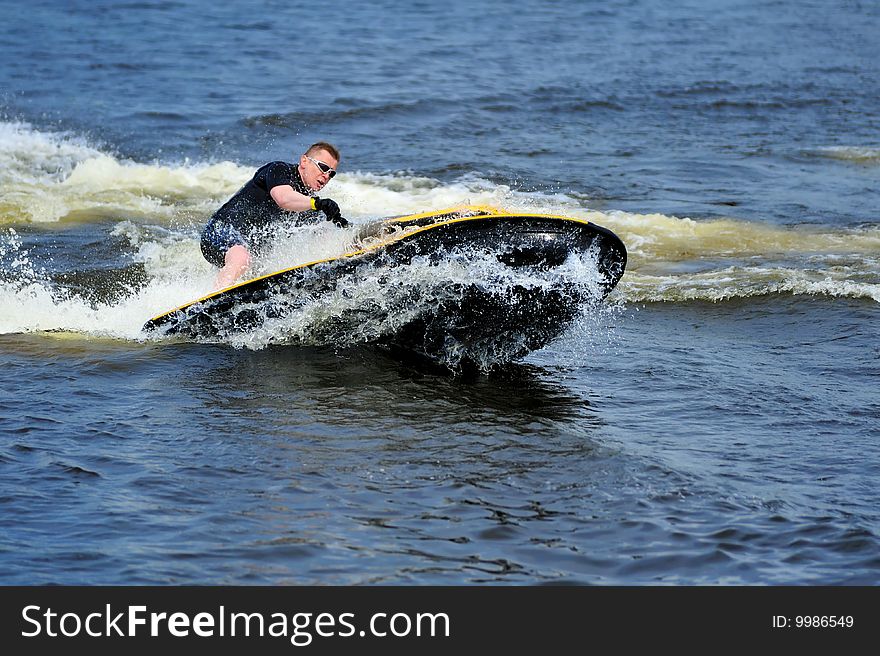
[621,267,880,304]
[240,98,444,129]
[0,121,878,350]
[0,121,249,224]
[812,146,880,165]
[0,120,572,225]
[2,213,876,353]
[605,211,880,303]
[0,221,616,373]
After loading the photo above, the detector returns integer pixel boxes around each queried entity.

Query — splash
[0,120,576,226]
[0,120,250,224]
[215,246,609,371]
[2,121,879,357]
[0,222,212,339]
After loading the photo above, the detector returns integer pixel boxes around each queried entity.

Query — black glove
[313,197,349,228]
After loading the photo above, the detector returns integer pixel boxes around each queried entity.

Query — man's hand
[313,197,348,228]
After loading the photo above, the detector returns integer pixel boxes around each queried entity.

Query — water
[0,0,878,584]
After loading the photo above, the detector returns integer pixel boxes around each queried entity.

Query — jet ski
[142,205,626,366]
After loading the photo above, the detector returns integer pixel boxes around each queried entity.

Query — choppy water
[1,0,878,584]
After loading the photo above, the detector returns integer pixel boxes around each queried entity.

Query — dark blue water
[5,0,879,222]
[1,0,879,584]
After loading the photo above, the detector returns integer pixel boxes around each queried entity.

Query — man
[201,142,347,289]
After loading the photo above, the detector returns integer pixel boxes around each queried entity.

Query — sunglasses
[306,155,337,179]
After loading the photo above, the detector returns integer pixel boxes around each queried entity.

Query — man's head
[299,142,340,192]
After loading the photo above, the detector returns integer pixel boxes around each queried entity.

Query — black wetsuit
[200,161,322,267]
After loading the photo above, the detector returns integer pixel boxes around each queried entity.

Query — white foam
[0,120,103,184]
[219,247,608,370]
[2,120,879,349]
[328,171,583,219]
[0,120,252,223]
[816,146,880,164]
[621,265,880,303]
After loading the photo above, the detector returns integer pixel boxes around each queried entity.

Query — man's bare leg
[215,245,251,290]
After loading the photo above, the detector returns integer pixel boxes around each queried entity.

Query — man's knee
[225,245,251,269]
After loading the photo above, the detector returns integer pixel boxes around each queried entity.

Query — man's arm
[271,185,348,227]
[269,185,313,212]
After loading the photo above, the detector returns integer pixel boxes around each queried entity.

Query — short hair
[305,141,341,162]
